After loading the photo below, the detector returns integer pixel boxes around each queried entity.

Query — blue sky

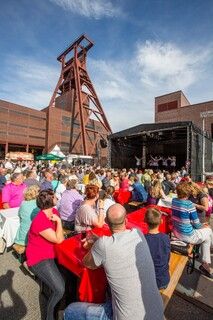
[0,0,213,131]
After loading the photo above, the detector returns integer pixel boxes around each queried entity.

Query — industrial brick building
[0,35,110,164]
[0,97,108,162]
[0,99,46,158]
[155,91,213,137]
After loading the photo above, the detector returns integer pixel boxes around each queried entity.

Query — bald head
[106,204,126,230]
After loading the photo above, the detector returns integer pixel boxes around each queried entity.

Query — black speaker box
[100,139,107,148]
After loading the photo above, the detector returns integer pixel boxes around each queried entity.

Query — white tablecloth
[0,207,20,247]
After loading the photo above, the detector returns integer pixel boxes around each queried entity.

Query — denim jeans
[64,300,113,320]
[30,259,65,320]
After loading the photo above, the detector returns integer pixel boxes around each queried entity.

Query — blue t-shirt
[132,182,148,202]
[145,233,170,289]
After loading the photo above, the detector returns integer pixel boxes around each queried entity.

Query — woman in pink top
[2,172,26,208]
[120,173,130,192]
[26,189,65,320]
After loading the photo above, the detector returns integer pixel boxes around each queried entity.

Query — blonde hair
[24,185,40,201]
[188,182,201,197]
[150,180,163,198]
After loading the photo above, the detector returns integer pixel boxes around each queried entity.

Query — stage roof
[109,121,208,139]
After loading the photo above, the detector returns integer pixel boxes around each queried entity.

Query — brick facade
[155,91,213,137]
[0,99,46,158]
[0,98,108,162]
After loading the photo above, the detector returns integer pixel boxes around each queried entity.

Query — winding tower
[46,34,111,160]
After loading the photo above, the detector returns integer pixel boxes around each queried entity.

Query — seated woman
[131,177,148,202]
[147,180,166,205]
[75,184,105,233]
[88,171,102,189]
[58,179,83,230]
[172,182,213,278]
[110,172,120,191]
[120,173,130,192]
[14,185,40,246]
[26,189,65,320]
[55,175,68,202]
[99,186,115,216]
[188,182,209,223]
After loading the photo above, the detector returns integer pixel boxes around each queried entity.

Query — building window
[9,132,27,137]
[29,126,46,131]
[30,114,46,120]
[0,106,8,113]
[10,110,28,116]
[73,123,80,128]
[10,123,28,128]
[60,142,70,152]
[62,116,71,126]
[211,123,213,139]
[157,100,178,113]
[86,122,95,129]
[61,131,70,137]
[29,135,45,140]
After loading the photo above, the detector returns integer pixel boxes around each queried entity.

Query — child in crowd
[144,208,170,289]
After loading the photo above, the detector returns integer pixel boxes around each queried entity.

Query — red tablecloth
[55,205,171,304]
[0,192,3,209]
[114,189,132,205]
[127,205,172,234]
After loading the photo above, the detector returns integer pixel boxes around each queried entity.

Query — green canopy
[36,153,65,161]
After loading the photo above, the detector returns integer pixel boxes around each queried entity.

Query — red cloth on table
[79,267,107,303]
[127,205,172,234]
[0,192,3,209]
[114,189,131,205]
[55,233,108,303]
[55,206,172,304]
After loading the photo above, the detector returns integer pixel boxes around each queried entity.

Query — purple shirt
[58,189,83,222]
[2,183,27,208]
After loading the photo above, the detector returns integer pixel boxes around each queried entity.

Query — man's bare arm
[83,251,98,270]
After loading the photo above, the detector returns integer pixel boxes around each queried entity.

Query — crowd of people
[0,158,213,320]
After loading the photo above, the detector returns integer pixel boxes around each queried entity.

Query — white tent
[49,145,66,158]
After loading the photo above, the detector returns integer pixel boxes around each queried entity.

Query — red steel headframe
[48,34,112,155]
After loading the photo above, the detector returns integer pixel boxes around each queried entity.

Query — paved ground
[0,249,213,320]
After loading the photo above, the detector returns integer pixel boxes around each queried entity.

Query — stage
[109,121,213,181]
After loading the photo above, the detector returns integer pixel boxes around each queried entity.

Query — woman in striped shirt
[172,182,213,278]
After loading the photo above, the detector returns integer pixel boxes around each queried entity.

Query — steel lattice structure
[48,34,112,156]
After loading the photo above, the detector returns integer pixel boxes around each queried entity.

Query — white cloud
[88,42,213,131]
[0,41,212,132]
[136,41,211,89]
[49,0,121,19]
[0,57,59,108]
[88,58,154,131]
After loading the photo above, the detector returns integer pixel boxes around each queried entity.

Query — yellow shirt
[83,174,89,185]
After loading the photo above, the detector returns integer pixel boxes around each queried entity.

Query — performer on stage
[135,156,142,169]
[162,157,169,171]
[168,156,176,171]
[150,155,161,171]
